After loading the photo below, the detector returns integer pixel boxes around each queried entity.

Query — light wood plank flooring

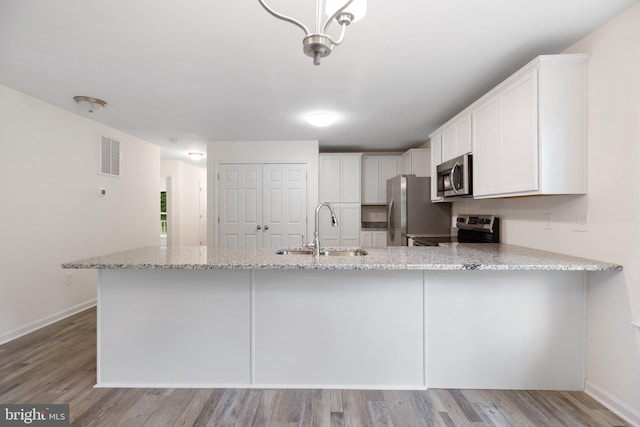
[0,308,629,426]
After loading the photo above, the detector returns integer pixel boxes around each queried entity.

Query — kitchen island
[64,244,621,390]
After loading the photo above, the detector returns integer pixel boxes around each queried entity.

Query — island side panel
[252,270,425,389]
[97,269,251,387]
[426,270,586,390]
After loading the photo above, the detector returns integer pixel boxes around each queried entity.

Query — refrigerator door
[387,175,407,246]
[405,176,451,236]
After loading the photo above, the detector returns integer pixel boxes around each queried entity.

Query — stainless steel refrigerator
[386,175,451,246]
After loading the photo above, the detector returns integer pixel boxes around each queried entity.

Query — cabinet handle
[264,225,269,230]
[256,225,262,230]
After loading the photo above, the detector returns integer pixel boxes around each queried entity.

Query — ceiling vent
[100,135,120,177]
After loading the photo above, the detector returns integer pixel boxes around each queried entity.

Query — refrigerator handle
[388,198,395,241]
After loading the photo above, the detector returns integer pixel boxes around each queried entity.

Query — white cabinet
[319,153,362,203]
[400,148,430,177]
[429,136,443,202]
[319,203,361,247]
[441,114,472,162]
[319,153,362,247]
[361,155,399,204]
[360,230,387,248]
[472,55,587,198]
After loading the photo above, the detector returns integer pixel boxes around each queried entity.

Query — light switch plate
[543,213,553,230]
[571,213,589,232]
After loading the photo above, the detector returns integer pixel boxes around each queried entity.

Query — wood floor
[0,308,629,427]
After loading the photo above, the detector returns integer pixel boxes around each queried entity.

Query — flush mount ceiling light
[258,0,366,65]
[307,112,337,127]
[73,96,108,114]
[188,152,205,161]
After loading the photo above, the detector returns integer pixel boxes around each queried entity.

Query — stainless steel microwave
[436,153,472,198]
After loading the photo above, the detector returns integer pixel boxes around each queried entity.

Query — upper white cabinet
[472,54,588,198]
[429,54,588,199]
[319,153,362,203]
[441,114,472,162]
[400,149,430,177]
[361,155,399,204]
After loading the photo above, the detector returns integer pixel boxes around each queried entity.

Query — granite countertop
[62,244,622,272]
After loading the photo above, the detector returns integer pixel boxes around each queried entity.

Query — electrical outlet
[64,273,73,286]
[571,213,589,233]
[543,213,553,230]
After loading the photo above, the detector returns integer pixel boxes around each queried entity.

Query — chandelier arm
[258,0,310,35]
[322,0,355,33]
[328,23,348,46]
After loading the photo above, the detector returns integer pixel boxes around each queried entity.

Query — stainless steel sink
[320,249,368,256]
[275,248,314,255]
[275,248,368,256]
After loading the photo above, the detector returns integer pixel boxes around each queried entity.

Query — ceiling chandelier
[258,0,367,65]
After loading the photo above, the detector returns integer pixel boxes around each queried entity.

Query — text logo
[0,405,69,426]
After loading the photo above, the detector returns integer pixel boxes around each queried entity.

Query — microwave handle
[450,162,459,194]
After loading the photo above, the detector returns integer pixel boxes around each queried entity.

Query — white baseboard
[0,299,96,345]
[585,380,640,427]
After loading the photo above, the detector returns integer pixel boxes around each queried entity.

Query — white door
[219,163,307,249]
[218,164,262,248]
[262,164,307,249]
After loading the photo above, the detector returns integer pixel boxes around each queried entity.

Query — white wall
[206,140,319,246]
[161,160,207,246]
[452,3,640,422]
[0,84,160,344]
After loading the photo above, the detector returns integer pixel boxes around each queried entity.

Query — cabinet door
[441,126,456,162]
[339,203,361,246]
[400,153,410,175]
[360,231,373,247]
[442,116,472,162]
[262,164,307,249]
[319,155,341,202]
[377,157,399,202]
[373,231,387,248]
[318,206,341,248]
[340,155,361,203]
[361,157,379,204]
[456,115,472,156]
[472,98,501,197]
[500,69,538,194]
[218,164,263,248]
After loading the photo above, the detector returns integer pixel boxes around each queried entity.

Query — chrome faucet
[306,202,339,257]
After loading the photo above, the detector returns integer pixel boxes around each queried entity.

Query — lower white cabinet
[361,230,387,248]
[319,203,361,247]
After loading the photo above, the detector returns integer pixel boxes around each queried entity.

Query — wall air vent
[100,135,120,177]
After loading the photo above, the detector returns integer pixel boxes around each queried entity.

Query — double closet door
[218,163,307,249]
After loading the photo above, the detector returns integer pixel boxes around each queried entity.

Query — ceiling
[1,0,637,167]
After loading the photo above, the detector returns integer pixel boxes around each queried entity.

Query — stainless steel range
[410,214,499,246]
